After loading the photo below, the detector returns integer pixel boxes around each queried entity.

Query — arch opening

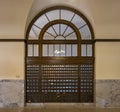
[26,6,94,103]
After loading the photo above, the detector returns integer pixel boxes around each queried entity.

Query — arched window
[26,6,94,103]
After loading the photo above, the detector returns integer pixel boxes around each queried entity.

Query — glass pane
[30,25,40,40]
[29,27,38,40]
[55,36,65,40]
[80,25,91,40]
[61,24,67,35]
[34,14,48,29]
[28,45,33,56]
[34,45,39,56]
[72,14,86,29]
[61,9,74,21]
[81,44,86,56]
[47,26,57,37]
[87,45,92,56]
[63,26,73,37]
[53,24,59,35]
[66,32,77,40]
[60,44,65,56]
[46,10,59,21]
[54,44,60,56]
[66,44,71,56]
[49,44,53,56]
[42,44,48,56]
[43,32,55,40]
[72,44,77,56]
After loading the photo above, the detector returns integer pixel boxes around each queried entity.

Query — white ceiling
[0,0,120,39]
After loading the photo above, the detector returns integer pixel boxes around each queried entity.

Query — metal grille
[40,64,79,102]
[80,64,94,102]
[26,63,94,103]
[26,65,40,102]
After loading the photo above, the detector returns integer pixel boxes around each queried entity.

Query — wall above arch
[0,0,33,39]
[0,0,120,39]
[26,0,95,37]
[26,0,120,39]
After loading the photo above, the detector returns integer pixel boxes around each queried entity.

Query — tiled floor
[0,108,120,112]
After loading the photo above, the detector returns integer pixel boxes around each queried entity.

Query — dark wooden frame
[0,39,120,42]
[25,5,95,104]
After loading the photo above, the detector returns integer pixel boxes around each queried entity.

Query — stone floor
[0,108,120,112]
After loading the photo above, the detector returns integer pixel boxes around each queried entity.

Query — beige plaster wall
[27,0,120,39]
[0,0,33,39]
[0,42,120,79]
[0,0,120,39]
[26,0,94,33]
[95,42,120,79]
[0,42,24,79]
[0,1,120,80]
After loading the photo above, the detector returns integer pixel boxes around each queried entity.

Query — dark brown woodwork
[0,39,25,42]
[25,6,94,103]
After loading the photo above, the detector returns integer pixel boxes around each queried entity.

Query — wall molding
[94,39,120,42]
[0,39,120,42]
[0,39,25,42]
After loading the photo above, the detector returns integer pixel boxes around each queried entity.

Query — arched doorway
[26,6,94,103]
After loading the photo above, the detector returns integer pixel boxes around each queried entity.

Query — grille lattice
[40,64,78,102]
[80,64,94,102]
[26,63,94,102]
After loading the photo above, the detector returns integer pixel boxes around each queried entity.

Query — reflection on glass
[55,44,59,56]
[42,44,79,57]
[54,49,65,56]
[60,44,65,56]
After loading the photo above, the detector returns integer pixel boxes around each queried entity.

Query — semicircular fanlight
[43,23,77,40]
[28,9,92,40]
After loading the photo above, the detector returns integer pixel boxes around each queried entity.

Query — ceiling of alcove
[0,0,120,39]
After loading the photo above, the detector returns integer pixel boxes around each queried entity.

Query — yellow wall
[27,0,120,39]
[0,42,120,79]
[0,0,33,39]
[95,42,120,79]
[0,1,120,80]
[0,42,24,79]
